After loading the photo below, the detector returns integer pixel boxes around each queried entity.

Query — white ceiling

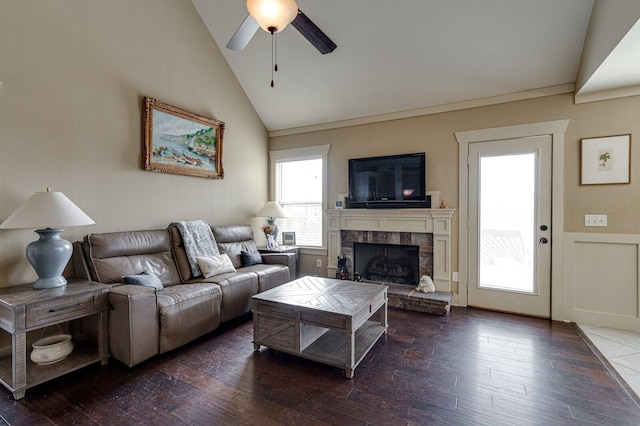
[191,0,631,133]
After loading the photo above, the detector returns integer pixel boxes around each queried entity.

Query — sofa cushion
[123,269,164,291]
[242,263,290,293]
[156,283,222,353]
[240,250,263,267]
[84,230,181,286]
[196,254,236,278]
[212,225,259,269]
[192,269,259,323]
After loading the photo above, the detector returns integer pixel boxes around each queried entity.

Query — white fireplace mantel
[326,208,455,291]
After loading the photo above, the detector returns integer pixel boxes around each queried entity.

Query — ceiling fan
[226,0,337,55]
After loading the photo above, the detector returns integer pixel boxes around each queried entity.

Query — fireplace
[339,230,432,285]
[326,208,455,293]
[354,242,420,285]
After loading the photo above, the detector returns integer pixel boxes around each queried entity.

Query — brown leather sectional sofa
[73,224,295,367]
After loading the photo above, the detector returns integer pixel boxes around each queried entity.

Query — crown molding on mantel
[268,83,576,138]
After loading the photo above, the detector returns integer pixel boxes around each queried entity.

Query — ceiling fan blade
[226,15,260,51]
[291,10,337,54]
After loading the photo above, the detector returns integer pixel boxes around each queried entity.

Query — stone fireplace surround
[326,208,455,292]
[343,232,431,284]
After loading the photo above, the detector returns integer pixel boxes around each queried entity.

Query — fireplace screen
[353,242,420,285]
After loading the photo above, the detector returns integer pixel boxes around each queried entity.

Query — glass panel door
[479,153,536,293]
[468,135,552,317]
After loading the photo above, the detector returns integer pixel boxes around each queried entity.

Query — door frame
[455,120,569,321]
[468,136,552,317]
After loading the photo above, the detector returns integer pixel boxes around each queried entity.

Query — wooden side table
[0,280,110,399]
[258,245,300,278]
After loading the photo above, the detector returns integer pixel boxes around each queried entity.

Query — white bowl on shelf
[30,334,73,365]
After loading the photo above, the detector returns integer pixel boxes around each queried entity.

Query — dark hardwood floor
[1,307,639,425]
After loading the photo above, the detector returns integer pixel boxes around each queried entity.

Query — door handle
[540,237,549,244]
[540,225,548,231]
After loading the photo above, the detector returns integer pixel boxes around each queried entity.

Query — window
[270,145,330,248]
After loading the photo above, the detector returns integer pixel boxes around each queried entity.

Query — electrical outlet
[316,259,322,268]
[585,214,607,227]
[453,272,459,282]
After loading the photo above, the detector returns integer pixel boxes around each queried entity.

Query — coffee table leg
[253,310,260,351]
[382,301,388,334]
[345,331,355,378]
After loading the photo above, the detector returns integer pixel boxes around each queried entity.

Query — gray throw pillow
[241,251,263,267]
[123,269,164,291]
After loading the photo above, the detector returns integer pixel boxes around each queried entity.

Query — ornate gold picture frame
[143,97,224,179]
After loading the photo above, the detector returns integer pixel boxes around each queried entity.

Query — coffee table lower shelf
[299,321,386,373]
[254,318,387,378]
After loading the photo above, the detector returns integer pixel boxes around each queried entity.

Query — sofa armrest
[108,285,159,367]
[262,252,296,280]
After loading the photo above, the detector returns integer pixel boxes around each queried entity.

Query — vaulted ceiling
[192,0,640,134]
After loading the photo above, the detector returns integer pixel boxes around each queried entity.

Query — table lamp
[257,201,287,247]
[0,188,95,289]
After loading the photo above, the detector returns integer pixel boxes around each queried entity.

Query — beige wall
[0,0,268,286]
[271,93,640,284]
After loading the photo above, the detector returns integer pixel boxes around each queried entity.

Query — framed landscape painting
[143,97,224,179]
[580,134,631,185]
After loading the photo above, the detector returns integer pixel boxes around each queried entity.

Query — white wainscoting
[563,233,640,331]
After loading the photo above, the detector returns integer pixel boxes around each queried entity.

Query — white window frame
[269,144,330,251]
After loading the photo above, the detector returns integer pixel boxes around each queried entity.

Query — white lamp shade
[246,0,298,33]
[257,201,288,219]
[0,190,95,229]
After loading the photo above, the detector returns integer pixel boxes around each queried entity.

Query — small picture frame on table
[335,200,343,209]
[282,232,296,246]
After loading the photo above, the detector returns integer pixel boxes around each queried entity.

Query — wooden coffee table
[252,276,387,378]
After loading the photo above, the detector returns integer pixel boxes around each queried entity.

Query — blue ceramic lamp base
[26,228,72,289]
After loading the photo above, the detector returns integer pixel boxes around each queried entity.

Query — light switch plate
[585,214,607,227]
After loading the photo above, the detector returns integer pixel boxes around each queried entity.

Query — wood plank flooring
[1,307,639,425]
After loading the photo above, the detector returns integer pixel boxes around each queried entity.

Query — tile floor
[579,323,640,398]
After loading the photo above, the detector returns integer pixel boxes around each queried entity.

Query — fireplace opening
[353,242,420,285]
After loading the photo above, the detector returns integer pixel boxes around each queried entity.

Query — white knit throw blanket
[171,220,219,277]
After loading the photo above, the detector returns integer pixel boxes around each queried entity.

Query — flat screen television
[347,152,430,209]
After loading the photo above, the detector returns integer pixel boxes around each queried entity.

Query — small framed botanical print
[580,134,631,185]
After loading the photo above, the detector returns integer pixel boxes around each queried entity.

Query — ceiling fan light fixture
[246,0,298,33]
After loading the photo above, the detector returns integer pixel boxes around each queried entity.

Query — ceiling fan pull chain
[270,27,277,87]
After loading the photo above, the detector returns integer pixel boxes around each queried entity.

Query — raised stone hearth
[386,284,452,316]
